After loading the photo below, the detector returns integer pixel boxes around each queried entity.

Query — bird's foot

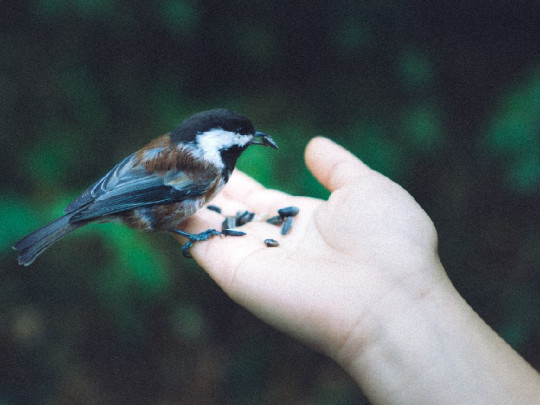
[172,229,221,258]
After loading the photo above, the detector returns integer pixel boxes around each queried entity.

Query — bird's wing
[65,153,139,213]
[65,147,218,222]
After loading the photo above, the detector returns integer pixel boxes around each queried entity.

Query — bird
[13,109,278,266]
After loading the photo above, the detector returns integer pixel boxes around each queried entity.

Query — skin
[174,137,540,404]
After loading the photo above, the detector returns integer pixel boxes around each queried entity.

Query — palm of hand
[174,137,445,360]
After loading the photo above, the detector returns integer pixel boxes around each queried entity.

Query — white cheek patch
[192,129,252,170]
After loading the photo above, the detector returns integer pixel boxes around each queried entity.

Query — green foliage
[35,0,114,19]
[25,134,77,186]
[101,224,170,296]
[169,302,207,342]
[487,69,540,192]
[337,18,372,53]
[160,0,198,36]
[348,123,406,180]
[500,284,540,349]
[90,224,171,339]
[234,24,278,63]
[1,0,539,403]
[0,196,39,256]
[402,105,442,152]
[398,49,433,91]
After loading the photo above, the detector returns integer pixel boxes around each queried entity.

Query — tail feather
[13,214,84,266]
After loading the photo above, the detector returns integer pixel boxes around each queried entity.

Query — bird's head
[170,109,278,177]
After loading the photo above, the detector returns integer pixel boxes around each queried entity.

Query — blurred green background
[1,1,539,403]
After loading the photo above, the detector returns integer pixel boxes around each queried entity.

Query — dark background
[1,1,539,403]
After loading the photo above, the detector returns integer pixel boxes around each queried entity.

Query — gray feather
[13,214,84,266]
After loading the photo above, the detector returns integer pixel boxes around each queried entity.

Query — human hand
[175,137,540,404]
[174,137,450,362]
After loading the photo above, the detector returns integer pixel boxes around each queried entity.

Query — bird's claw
[180,240,194,258]
[173,228,226,258]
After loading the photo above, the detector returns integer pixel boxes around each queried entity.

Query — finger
[223,170,293,214]
[305,137,375,192]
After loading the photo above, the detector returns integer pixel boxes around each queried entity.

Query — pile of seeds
[266,206,300,236]
[206,204,300,248]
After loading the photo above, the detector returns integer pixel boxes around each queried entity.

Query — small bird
[13,109,278,265]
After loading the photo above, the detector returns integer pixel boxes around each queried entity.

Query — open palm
[173,137,446,361]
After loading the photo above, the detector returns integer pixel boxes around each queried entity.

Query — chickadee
[13,109,278,265]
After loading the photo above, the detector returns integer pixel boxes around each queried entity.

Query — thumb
[305,137,374,192]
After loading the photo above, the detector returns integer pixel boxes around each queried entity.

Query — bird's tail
[13,214,85,266]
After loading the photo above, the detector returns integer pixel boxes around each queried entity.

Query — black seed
[278,206,300,218]
[266,215,284,225]
[236,210,248,218]
[222,229,246,237]
[236,211,255,226]
[281,216,293,235]
[264,239,279,247]
[222,216,237,231]
[206,205,222,214]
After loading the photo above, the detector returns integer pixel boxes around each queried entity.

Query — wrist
[340,277,463,403]
[333,265,540,404]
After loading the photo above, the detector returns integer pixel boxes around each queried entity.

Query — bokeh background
[1,1,540,403]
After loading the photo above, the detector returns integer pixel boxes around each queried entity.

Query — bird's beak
[251,131,279,149]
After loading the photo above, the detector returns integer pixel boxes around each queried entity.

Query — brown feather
[136,133,216,176]
[121,132,226,232]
